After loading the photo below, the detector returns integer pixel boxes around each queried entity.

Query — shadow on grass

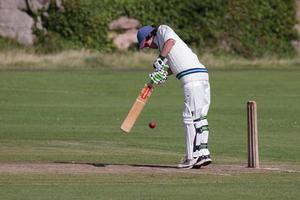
[54,161,178,169]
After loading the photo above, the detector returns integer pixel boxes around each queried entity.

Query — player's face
[144,35,157,49]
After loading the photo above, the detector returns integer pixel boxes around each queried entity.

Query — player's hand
[149,69,168,85]
[153,57,167,71]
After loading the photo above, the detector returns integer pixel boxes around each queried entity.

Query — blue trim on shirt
[176,68,208,79]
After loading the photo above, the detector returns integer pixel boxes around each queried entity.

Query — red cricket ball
[148,121,156,129]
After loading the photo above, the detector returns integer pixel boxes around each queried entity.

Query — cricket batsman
[137,25,212,169]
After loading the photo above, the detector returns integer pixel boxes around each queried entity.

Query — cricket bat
[121,83,153,133]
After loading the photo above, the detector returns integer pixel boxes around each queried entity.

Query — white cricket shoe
[194,155,212,168]
[178,156,197,169]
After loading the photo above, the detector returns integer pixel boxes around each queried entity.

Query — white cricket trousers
[182,80,211,159]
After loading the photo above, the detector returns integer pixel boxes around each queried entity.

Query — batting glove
[149,68,168,85]
[153,56,167,71]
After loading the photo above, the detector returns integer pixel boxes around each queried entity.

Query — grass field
[0,69,299,199]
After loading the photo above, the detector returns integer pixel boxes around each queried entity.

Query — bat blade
[121,84,153,133]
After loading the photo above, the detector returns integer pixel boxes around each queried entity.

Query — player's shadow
[93,163,178,169]
[55,161,178,169]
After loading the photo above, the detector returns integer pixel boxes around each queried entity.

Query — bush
[0,37,23,51]
[221,0,298,57]
[43,0,298,57]
[46,0,119,51]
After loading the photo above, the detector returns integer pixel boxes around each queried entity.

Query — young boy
[137,25,212,169]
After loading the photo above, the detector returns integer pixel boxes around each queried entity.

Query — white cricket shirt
[154,25,209,83]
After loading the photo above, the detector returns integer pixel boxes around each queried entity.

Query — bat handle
[147,80,154,88]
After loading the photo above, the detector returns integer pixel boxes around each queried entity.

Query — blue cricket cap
[137,25,155,49]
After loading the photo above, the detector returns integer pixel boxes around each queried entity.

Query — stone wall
[0,0,63,46]
[0,0,34,45]
[109,16,140,51]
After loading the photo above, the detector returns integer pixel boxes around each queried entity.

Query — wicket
[247,101,259,168]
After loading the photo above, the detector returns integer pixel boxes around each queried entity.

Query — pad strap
[194,143,208,151]
[193,116,207,122]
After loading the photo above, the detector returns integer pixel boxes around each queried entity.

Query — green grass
[0,69,299,199]
[0,173,299,200]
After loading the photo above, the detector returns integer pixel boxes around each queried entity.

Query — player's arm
[160,39,176,58]
[153,39,175,73]
[150,39,175,84]
[162,39,175,75]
